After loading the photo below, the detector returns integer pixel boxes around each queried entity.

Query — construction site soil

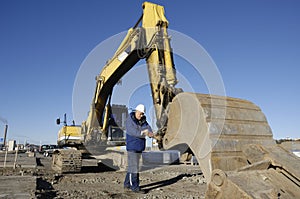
[0,152,207,199]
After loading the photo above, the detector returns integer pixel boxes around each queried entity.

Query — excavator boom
[84,2,180,143]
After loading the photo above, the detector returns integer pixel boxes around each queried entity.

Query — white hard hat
[135,104,146,114]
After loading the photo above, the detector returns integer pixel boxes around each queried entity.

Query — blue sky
[0,0,299,145]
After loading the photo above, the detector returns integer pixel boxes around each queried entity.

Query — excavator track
[52,149,82,173]
[163,92,300,198]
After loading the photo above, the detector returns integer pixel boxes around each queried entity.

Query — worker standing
[124,104,154,193]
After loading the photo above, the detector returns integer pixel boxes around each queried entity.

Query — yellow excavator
[53,2,300,198]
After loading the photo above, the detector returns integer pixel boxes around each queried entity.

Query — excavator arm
[84,26,144,142]
[83,2,180,144]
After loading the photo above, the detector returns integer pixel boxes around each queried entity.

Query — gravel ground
[1,153,207,199]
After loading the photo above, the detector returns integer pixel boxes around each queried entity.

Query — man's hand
[142,130,154,138]
[147,132,154,138]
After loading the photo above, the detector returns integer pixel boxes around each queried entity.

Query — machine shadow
[80,162,117,173]
[140,172,202,192]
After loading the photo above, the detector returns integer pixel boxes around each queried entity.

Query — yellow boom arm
[83,2,181,143]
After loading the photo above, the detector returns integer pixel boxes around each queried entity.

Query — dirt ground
[0,152,207,199]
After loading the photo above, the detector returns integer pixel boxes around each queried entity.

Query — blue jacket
[126,112,152,152]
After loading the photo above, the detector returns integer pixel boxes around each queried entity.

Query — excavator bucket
[163,92,300,198]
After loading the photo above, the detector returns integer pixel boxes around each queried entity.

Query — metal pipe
[13,140,18,169]
[3,124,8,149]
[133,14,143,29]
